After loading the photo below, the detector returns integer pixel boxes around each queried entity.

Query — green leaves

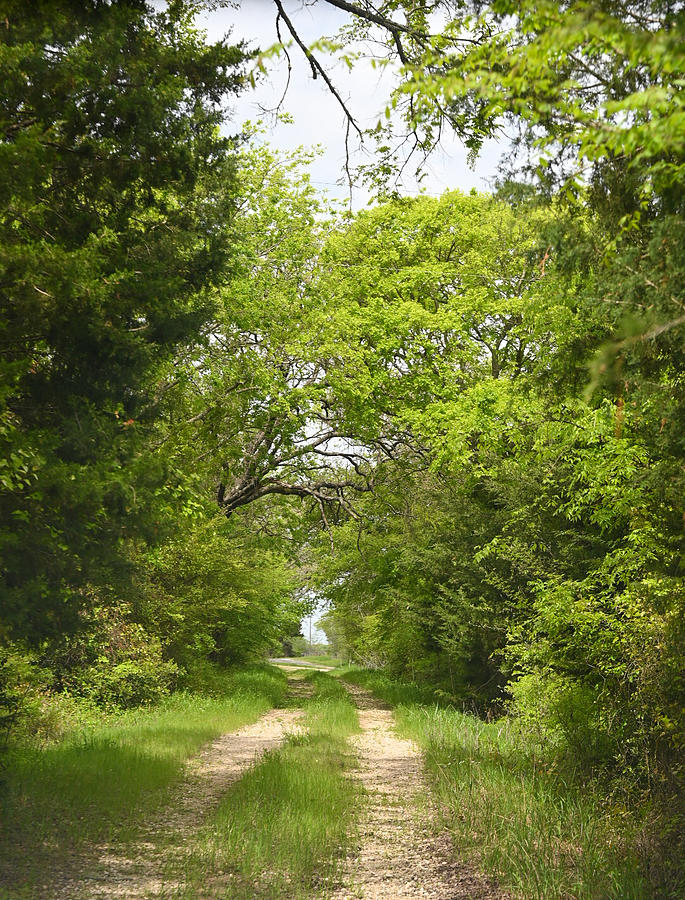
[0,0,247,640]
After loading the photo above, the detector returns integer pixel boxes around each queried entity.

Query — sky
[303,600,328,647]
[199,0,503,210]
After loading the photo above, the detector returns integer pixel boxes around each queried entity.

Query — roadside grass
[341,667,441,706]
[342,668,648,900]
[293,655,345,668]
[175,670,361,899]
[0,665,287,897]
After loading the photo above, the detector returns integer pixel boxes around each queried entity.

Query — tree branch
[321,0,422,39]
[273,0,363,139]
[321,0,480,46]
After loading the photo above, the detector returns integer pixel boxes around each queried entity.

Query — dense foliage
[0,3,304,726]
[0,2,682,892]
[0,0,246,640]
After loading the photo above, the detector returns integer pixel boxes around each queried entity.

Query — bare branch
[273,0,364,139]
[316,494,335,550]
[269,7,293,116]
[321,0,480,46]
[619,313,685,346]
[392,28,409,65]
[321,0,423,39]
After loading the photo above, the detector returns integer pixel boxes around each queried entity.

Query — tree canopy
[0,0,246,639]
[0,3,683,890]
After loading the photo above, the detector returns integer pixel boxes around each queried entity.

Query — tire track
[53,705,306,899]
[331,683,505,900]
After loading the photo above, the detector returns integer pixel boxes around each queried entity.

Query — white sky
[304,604,327,646]
[199,0,503,209]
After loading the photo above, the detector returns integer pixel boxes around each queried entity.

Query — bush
[13,690,100,746]
[0,647,48,749]
[507,671,614,766]
[0,647,101,748]
[81,656,180,708]
[46,604,180,709]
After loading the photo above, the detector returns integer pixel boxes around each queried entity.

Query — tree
[159,145,380,534]
[265,2,684,191]
[0,0,248,640]
[165,148,562,540]
[302,176,683,849]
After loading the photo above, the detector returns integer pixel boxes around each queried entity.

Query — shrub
[46,604,180,709]
[0,647,48,749]
[507,670,614,766]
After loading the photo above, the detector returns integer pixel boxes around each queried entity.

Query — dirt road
[34,674,503,899]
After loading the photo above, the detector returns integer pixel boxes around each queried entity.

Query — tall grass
[175,670,361,899]
[342,666,442,706]
[344,668,649,900]
[0,666,287,897]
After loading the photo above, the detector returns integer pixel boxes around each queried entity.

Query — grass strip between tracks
[174,670,361,900]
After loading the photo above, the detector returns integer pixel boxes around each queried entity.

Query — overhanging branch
[273,0,363,139]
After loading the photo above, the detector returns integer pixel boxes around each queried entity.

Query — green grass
[0,666,287,897]
[343,668,648,900]
[293,655,345,668]
[341,666,443,705]
[175,670,361,899]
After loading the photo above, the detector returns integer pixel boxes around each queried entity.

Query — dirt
[329,682,506,900]
[53,706,304,900]
[27,676,505,900]
[269,657,336,671]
